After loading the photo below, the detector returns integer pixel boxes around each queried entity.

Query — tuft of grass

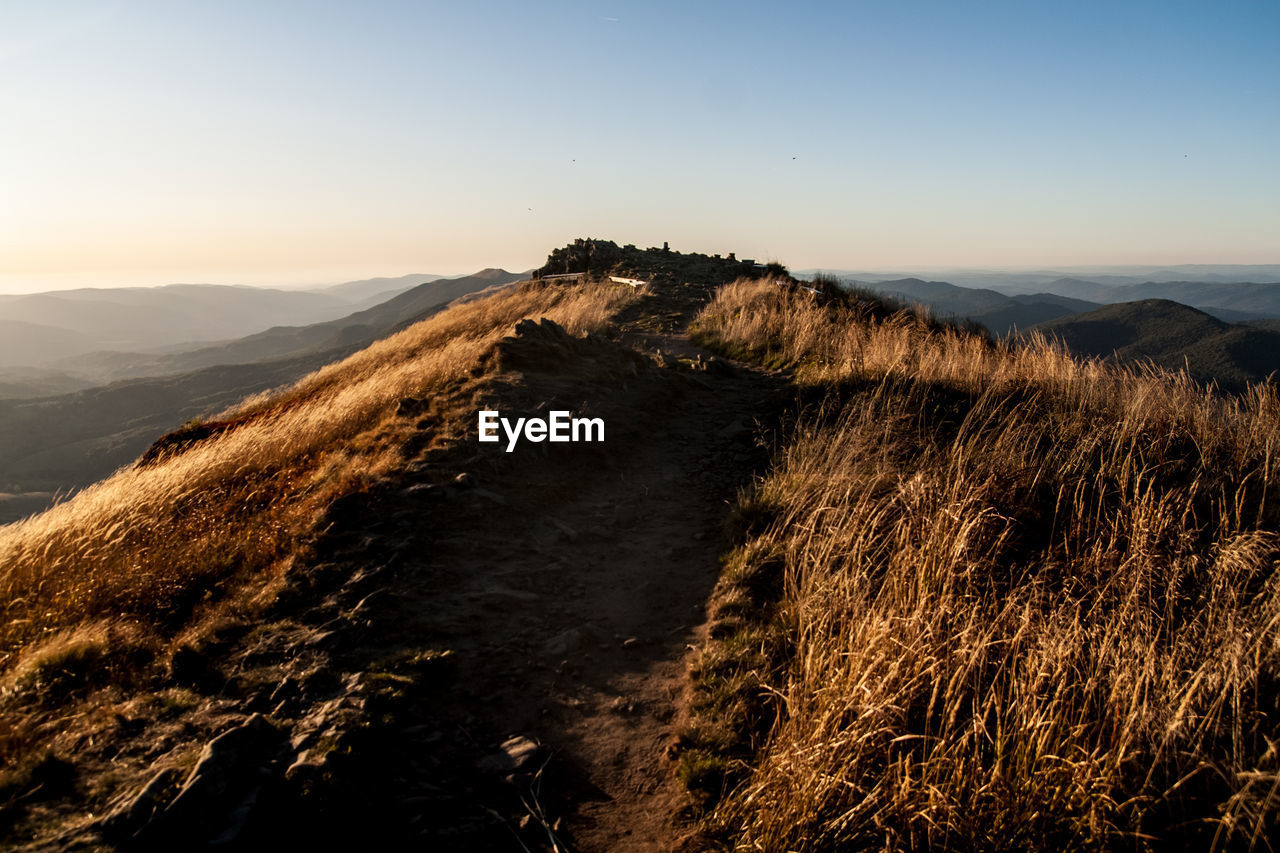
[3,621,151,703]
[677,748,735,805]
[684,278,1280,850]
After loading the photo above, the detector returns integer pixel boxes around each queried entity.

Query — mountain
[846,275,1280,383]
[0,352,337,504]
[0,366,93,399]
[0,318,99,366]
[1010,292,1101,312]
[1115,281,1280,317]
[800,266,1280,298]
[1032,277,1119,302]
[115,268,526,376]
[0,268,525,519]
[864,278,1010,316]
[0,274,477,376]
[1030,299,1280,391]
[4,242,1278,850]
[0,285,353,364]
[44,270,524,384]
[850,277,1100,335]
[322,273,446,303]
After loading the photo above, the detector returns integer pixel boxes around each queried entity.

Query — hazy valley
[0,270,523,523]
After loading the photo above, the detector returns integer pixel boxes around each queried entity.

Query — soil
[6,302,789,853]
[250,321,790,852]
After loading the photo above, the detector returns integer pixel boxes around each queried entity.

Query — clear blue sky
[1,0,1276,290]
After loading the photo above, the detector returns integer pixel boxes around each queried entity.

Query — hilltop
[3,240,1280,851]
[1031,298,1280,391]
[0,241,784,850]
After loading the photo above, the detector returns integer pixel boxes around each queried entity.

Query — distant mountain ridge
[830,271,1280,389]
[1032,279,1280,318]
[322,273,446,302]
[0,271,530,395]
[0,284,353,360]
[0,268,526,520]
[851,277,1100,335]
[57,269,527,382]
[801,265,1280,293]
[842,272,1280,333]
[1030,299,1280,392]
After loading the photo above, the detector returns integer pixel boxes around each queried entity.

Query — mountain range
[0,269,524,522]
[803,264,1280,292]
[4,243,1278,850]
[835,271,1280,394]
[1032,300,1280,392]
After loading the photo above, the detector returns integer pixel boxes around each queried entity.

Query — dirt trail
[331,326,784,851]
[0,263,797,853]
[48,319,786,852]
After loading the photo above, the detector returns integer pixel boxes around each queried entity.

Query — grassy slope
[0,271,519,520]
[0,281,636,795]
[686,280,1280,850]
[0,240,774,846]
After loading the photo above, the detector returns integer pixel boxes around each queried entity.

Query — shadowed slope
[1033,298,1280,391]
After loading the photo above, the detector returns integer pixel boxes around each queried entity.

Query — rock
[323,491,371,526]
[347,590,384,616]
[343,672,369,695]
[284,748,331,783]
[543,627,593,657]
[302,630,335,649]
[140,714,288,846]
[453,472,475,489]
[167,644,226,693]
[399,483,448,501]
[268,677,299,705]
[477,735,540,774]
[468,488,507,506]
[102,766,184,833]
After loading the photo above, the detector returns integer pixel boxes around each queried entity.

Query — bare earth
[16,323,782,853]
[310,327,782,851]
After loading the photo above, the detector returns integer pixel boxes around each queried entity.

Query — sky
[1,0,1277,292]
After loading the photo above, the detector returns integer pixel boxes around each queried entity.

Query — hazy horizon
[5,260,1280,296]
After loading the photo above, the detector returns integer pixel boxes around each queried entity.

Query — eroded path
[304,323,786,851]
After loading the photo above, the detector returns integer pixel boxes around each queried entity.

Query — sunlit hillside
[0,280,634,812]
[684,279,1280,850]
[5,244,1280,850]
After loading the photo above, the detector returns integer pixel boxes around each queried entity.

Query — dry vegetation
[0,281,635,786]
[687,279,1280,850]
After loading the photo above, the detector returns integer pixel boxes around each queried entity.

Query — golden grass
[691,280,1280,850]
[0,281,633,713]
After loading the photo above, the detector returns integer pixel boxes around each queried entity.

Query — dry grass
[0,280,634,769]
[690,280,1280,850]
